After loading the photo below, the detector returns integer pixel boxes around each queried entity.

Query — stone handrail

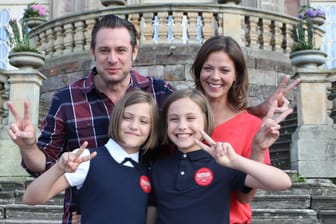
[29,3,325,58]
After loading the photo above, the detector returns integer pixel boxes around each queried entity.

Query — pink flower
[31,4,48,17]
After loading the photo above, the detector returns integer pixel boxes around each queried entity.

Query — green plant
[7,19,38,53]
[295,173,306,183]
[291,20,316,52]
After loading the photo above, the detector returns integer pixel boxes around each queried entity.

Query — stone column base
[291,125,336,178]
[0,126,30,177]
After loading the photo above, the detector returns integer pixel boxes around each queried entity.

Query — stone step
[319,209,336,224]
[1,204,62,221]
[251,193,311,209]
[252,208,318,224]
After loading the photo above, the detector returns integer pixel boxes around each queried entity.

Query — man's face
[91,27,138,84]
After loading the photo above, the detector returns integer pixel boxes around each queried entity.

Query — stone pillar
[291,69,336,178]
[0,69,46,178]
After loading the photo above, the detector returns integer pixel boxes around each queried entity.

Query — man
[7,14,299,223]
[7,14,174,223]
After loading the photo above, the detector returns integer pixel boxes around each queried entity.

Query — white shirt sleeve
[64,148,91,190]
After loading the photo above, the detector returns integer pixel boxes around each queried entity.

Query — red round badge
[194,168,214,186]
[139,175,151,193]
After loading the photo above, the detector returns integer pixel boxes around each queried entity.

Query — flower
[23,2,48,19]
[6,19,39,52]
[298,5,325,19]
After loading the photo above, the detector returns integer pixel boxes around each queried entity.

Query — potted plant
[7,18,45,69]
[298,5,326,26]
[22,2,48,29]
[289,7,327,69]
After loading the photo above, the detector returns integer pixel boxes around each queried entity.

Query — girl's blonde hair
[108,90,159,153]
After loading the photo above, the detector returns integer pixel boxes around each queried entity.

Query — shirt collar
[175,148,212,161]
[105,139,139,164]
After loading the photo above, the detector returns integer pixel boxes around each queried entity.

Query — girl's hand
[194,130,238,168]
[58,141,97,173]
[253,100,293,151]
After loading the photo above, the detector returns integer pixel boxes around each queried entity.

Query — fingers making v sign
[58,141,97,173]
[253,100,293,151]
[194,130,238,168]
[7,101,36,147]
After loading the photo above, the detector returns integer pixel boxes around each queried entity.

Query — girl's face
[167,98,205,153]
[200,51,236,101]
[118,102,151,154]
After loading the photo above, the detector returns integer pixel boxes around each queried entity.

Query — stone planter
[22,17,47,29]
[100,0,125,6]
[289,49,327,69]
[8,51,45,70]
[306,16,326,26]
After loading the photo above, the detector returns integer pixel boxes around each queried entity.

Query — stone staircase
[1,172,336,223]
[251,172,336,224]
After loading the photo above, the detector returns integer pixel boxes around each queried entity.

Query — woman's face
[118,102,152,154]
[166,97,205,153]
[199,51,236,101]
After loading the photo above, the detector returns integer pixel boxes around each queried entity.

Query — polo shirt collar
[176,148,212,161]
[105,139,139,164]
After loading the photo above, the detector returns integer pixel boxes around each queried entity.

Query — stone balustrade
[29,3,325,59]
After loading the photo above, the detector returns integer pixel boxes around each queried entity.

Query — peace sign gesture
[57,141,97,173]
[194,130,238,168]
[7,101,36,147]
[253,100,293,151]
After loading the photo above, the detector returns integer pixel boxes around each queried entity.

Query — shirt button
[180,171,185,175]
[183,154,187,158]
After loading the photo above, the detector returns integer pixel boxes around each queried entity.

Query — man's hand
[7,101,36,148]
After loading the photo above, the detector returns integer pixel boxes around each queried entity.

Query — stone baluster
[39,31,48,57]
[54,26,64,56]
[85,18,96,51]
[63,23,74,54]
[261,18,272,51]
[248,16,261,49]
[171,12,183,44]
[284,23,293,53]
[188,12,199,44]
[45,28,55,57]
[129,13,141,42]
[141,13,154,45]
[273,20,283,52]
[202,12,214,41]
[74,21,85,52]
[157,12,169,44]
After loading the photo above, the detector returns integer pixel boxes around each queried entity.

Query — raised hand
[264,75,300,115]
[57,142,97,173]
[194,130,238,168]
[7,101,36,148]
[253,100,293,151]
